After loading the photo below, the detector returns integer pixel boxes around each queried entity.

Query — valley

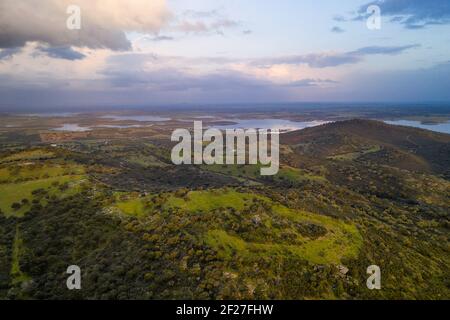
[0,110,448,300]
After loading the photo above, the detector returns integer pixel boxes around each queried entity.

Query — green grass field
[115,189,258,216]
[0,163,84,183]
[0,149,55,163]
[276,165,326,183]
[0,175,86,217]
[0,149,87,217]
[115,188,362,264]
[204,204,362,265]
[10,226,31,285]
[116,197,148,217]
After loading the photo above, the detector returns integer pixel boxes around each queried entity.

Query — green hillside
[0,120,448,300]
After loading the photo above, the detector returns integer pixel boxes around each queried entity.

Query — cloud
[183,10,221,19]
[2,51,450,108]
[349,44,420,55]
[35,46,86,60]
[331,26,345,33]
[0,50,289,106]
[333,15,347,22]
[285,79,338,87]
[253,45,419,68]
[171,8,240,35]
[0,47,21,60]
[0,66,289,108]
[103,45,413,73]
[0,0,171,50]
[100,53,270,92]
[265,53,361,68]
[336,61,450,101]
[150,36,175,42]
[173,18,240,35]
[356,0,450,29]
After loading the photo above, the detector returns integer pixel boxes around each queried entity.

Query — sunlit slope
[0,149,87,216]
[115,189,362,265]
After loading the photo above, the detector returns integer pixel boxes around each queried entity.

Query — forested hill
[281,119,450,177]
[0,119,448,300]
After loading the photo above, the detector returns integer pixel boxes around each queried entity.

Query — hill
[282,119,450,176]
[0,119,448,300]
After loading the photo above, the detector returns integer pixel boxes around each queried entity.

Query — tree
[11,202,21,211]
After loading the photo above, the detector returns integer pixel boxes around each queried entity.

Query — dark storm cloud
[357,0,450,29]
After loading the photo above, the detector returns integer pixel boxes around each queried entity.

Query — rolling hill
[0,119,448,300]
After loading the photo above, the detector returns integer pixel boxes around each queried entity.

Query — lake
[100,115,171,122]
[384,120,450,134]
[22,112,79,117]
[53,124,91,132]
[95,124,145,129]
[213,119,330,132]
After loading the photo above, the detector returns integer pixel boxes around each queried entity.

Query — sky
[0,0,450,109]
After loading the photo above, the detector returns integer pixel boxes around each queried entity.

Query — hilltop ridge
[281,119,450,177]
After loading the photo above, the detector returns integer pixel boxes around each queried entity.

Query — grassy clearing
[0,175,86,217]
[271,205,362,263]
[0,149,55,163]
[174,190,362,264]
[116,197,147,217]
[113,188,362,264]
[10,226,31,285]
[0,163,84,183]
[0,156,87,217]
[164,189,258,212]
[114,189,258,216]
[204,203,362,265]
[276,165,326,183]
